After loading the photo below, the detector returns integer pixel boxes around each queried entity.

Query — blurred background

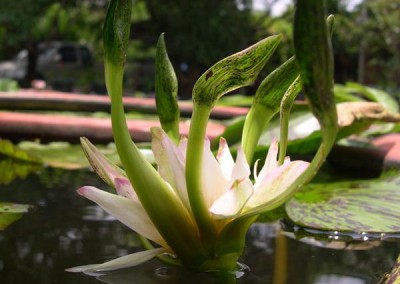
[0,0,399,99]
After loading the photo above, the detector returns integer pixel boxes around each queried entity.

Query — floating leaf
[286,173,400,233]
[0,202,32,213]
[17,141,154,169]
[19,141,128,169]
[0,202,32,230]
[0,139,42,163]
[345,82,399,113]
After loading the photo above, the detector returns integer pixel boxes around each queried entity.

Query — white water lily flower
[69,127,308,272]
[209,138,309,218]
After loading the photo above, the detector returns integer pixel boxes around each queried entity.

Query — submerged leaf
[286,173,400,233]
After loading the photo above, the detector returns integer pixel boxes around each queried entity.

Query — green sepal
[278,75,302,165]
[155,33,180,143]
[193,34,282,107]
[186,35,281,243]
[103,0,131,70]
[293,0,337,149]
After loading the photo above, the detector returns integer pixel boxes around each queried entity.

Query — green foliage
[286,172,400,233]
[0,78,19,91]
[0,202,32,230]
[193,35,282,106]
[0,158,42,185]
[0,139,41,163]
[155,34,179,141]
[17,141,130,170]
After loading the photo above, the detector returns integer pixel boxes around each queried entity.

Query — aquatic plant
[68,0,338,274]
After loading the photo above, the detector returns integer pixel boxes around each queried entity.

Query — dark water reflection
[0,167,398,283]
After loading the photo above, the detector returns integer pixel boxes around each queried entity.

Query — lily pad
[18,141,120,169]
[17,141,154,169]
[0,202,32,230]
[0,139,42,163]
[285,173,400,233]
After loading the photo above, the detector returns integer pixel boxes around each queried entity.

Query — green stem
[107,62,205,266]
[186,103,218,245]
[242,104,277,163]
[278,76,302,165]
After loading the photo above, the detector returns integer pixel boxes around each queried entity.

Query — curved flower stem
[242,104,276,163]
[186,104,218,245]
[278,76,302,165]
[104,0,205,265]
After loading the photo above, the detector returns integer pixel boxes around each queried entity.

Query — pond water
[0,165,399,283]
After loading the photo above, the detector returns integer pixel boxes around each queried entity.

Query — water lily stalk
[242,56,299,163]
[155,33,180,143]
[293,0,338,183]
[186,35,282,244]
[278,75,302,165]
[242,15,334,164]
[104,0,204,265]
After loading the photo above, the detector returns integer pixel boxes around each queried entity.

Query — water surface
[0,166,398,283]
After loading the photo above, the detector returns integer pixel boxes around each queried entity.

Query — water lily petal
[151,127,190,209]
[254,139,278,185]
[216,138,235,181]
[66,248,165,272]
[202,139,229,208]
[80,137,126,187]
[114,177,139,201]
[178,137,188,160]
[78,186,166,246]
[230,147,251,183]
[246,161,309,213]
[209,178,253,218]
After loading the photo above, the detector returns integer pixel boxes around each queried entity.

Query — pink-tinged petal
[178,137,188,160]
[114,177,138,201]
[80,137,126,187]
[66,248,165,273]
[151,127,190,209]
[216,138,235,181]
[201,139,229,208]
[77,186,166,246]
[209,178,253,218]
[230,147,250,183]
[254,139,278,186]
[246,161,309,213]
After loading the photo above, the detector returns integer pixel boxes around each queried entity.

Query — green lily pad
[286,173,400,233]
[17,141,154,169]
[0,139,42,163]
[0,202,32,230]
[18,141,120,169]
